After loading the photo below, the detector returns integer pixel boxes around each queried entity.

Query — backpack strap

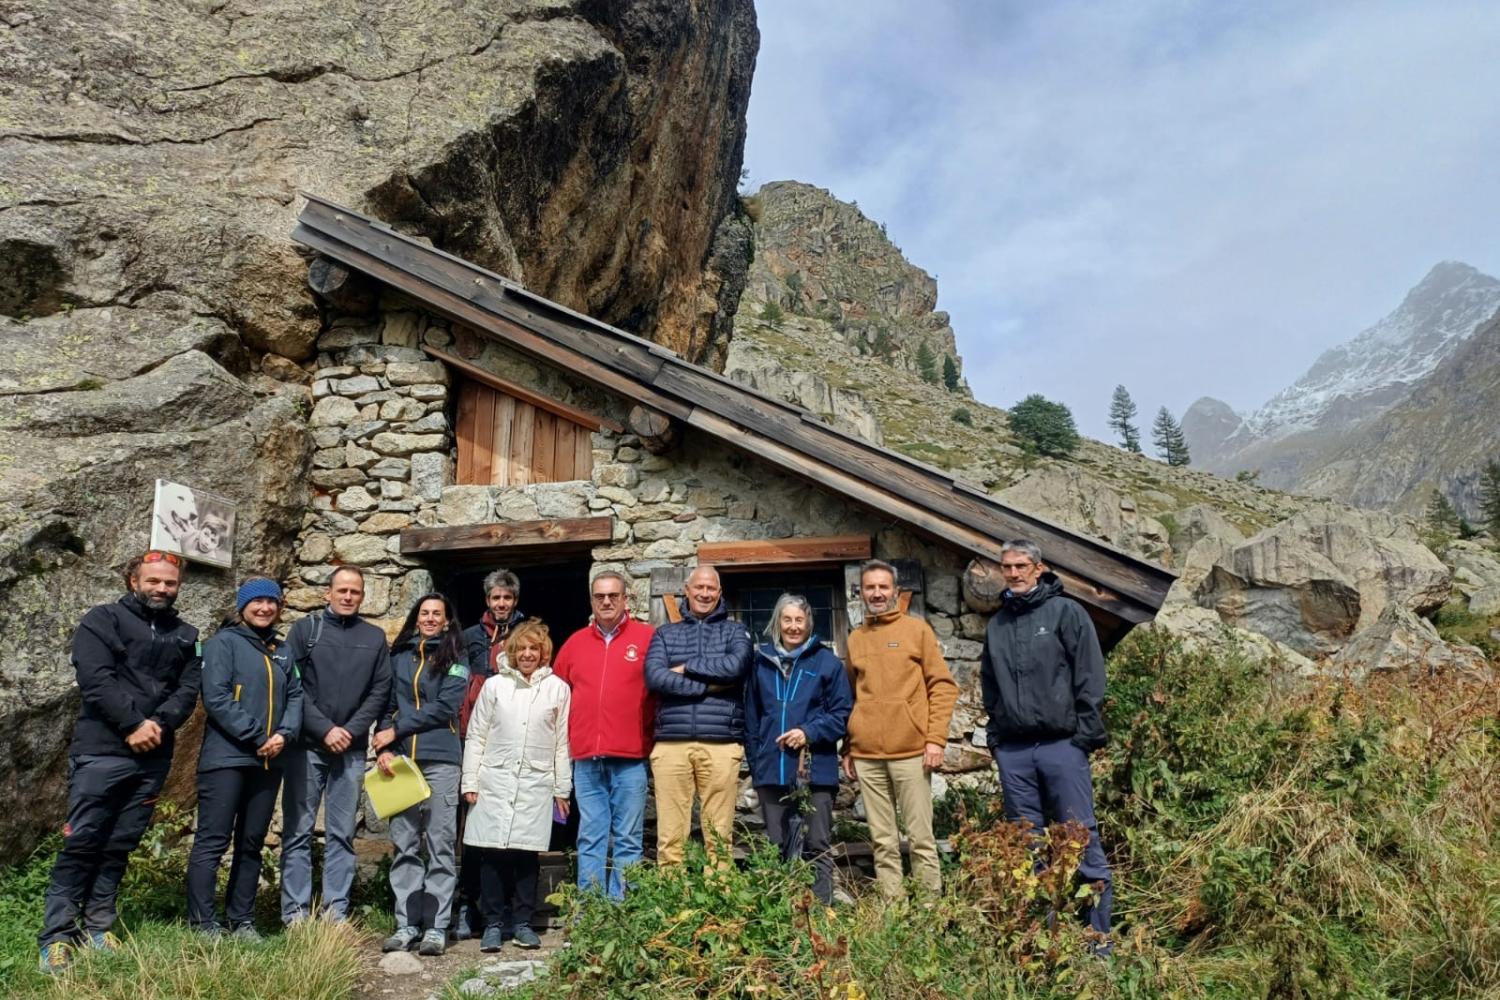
[297,613,324,671]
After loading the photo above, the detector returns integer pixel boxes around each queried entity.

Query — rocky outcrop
[723,335,883,443]
[737,181,966,385]
[1330,606,1489,679]
[1195,507,1451,656]
[997,466,1171,563]
[1149,605,1314,673]
[0,0,758,857]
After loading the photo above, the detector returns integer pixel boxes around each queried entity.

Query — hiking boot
[84,930,121,951]
[480,925,504,952]
[512,924,541,949]
[231,924,263,943]
[38,941,73,975]
[194,923,224,939]
[382,926,421,952]
[418,929,446,956]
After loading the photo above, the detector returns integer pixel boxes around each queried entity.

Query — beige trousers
[854,755,939,897]
[650,741,744,868]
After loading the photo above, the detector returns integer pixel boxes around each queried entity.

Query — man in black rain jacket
[980,540,1112,947]
[37,551,202,973]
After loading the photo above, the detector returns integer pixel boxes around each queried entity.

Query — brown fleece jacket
[845,610,959,759]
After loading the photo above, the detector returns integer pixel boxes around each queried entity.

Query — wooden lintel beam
[423,345,624,433]
[698,535,873,568]
[400,516,614,555]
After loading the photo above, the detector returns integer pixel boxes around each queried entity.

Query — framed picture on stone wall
[150,479,237,569]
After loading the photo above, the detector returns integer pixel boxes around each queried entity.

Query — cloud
[745,0,1500,437]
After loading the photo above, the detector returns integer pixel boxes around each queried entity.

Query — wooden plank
[552,419,572,482]
[698,535,872,568]
[400,516,614,555]
[509,400,535,486]
[455,381,479,485]
[572,425,592,481]
[471,384,496,487]
[533,409,557,484]
[423,345,623,433]
[492,394,514,487]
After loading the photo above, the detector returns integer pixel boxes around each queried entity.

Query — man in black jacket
[279,565,391,925]
[37,550,202,974]
[980,540,1112,945]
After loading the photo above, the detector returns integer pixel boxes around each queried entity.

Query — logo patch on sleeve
[448,664,468,678]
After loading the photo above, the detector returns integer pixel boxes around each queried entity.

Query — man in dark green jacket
[980,540,1112,947]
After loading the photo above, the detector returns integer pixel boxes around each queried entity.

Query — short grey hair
[482,569,520,598]
[859,558,899,587]
[688,564,721,586]
[765,593,814,646]
[1001,540,1044,565]
[590,569,629,592]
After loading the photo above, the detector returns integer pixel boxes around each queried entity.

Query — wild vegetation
[0,801,386,999]
[467,630,1498,999]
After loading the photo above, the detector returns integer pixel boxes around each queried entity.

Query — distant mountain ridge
[1183,261,1500,504]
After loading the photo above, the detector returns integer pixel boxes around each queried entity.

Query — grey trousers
[388,762,460,932]
[280,747,365,923]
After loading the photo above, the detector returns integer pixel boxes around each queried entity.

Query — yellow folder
[363,754,432,820]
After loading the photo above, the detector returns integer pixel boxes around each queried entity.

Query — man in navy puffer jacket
[644,566,751,868]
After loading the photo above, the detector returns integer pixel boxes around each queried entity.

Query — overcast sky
[742,1,1500,439]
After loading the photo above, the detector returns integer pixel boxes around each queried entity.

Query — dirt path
[355,929,564,1000]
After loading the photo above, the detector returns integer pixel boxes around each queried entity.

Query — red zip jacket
[552,616,656,760]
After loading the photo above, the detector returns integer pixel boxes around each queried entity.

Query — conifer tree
[1108,385,1142,453]
[1152,407,1190,466]
[1424,487,1462,544]
[1480,459,1500,537]
[942,355,960,392]
[916,342,939,384]
[1009,394,1080,457]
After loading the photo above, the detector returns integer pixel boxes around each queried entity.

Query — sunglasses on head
[141,550,185,567]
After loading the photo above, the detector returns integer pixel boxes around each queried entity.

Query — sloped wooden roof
[292,194,1175,642]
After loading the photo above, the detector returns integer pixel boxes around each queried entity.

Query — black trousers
[186,765,283,929]
[38,754,171,948]
[455,803,483,933]
[758,784,836,904]
[479,849,539,929]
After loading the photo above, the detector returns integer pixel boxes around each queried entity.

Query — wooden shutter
[454,380,598,486]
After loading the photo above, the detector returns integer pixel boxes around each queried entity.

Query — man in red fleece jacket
[552,570,655,899]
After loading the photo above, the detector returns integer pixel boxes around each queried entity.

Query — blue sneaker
[39,941,73,975]
[85,930,121,951]
[480,925,504,952]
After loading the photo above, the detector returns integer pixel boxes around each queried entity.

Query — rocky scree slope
[1182,261,1500,503]
[0,0,757,859]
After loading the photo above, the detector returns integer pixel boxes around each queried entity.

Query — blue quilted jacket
[644,600,752,742]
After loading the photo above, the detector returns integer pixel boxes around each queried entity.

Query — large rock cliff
[0,0,757,859]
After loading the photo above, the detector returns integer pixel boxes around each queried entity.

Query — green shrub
[758,301,784,327]
[950,407,973,426]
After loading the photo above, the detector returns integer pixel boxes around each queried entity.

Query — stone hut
[289,196,1175,773]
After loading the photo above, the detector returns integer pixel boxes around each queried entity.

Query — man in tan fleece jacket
[841,559,959,897]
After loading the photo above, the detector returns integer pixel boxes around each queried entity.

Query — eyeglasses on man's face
[591,592,623,603]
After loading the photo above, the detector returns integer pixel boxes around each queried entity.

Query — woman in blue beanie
[186,577,302,938]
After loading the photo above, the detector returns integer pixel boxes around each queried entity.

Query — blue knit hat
[236,577,284,614]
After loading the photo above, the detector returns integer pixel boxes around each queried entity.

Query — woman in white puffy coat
[461,618,570,951]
